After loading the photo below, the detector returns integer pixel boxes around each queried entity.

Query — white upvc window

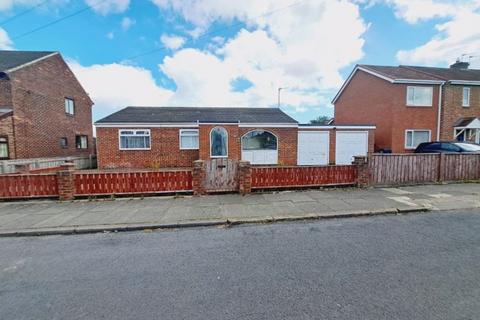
[406,86,433,107]
[462,87,470,107]
[405,130,431,149]
[179,129,199,150]
[65,98,75,115]
[119,129,151,150]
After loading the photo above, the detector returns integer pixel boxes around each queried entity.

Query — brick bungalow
[95,106,375,169]
[333,61,480,153]
[0,50,94,160]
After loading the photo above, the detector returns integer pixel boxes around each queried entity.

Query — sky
[0,0,479,124]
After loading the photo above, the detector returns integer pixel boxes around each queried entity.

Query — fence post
[238,161,252,195]
[437,153,446,183]
[57,162,76,200]
[192,160,206,196]
[353,156,370,187]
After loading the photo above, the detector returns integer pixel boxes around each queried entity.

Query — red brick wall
[5,54,94,159]
[0,78,12,107]
[97,125,298,169]
[440,84,480,141]
[96,127,199,169]
[335,70,440,153]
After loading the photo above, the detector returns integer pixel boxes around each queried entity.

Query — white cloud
[106,31,115,39]
[121,17,135,30]
[68,60,174,114]
[0,0,45,11]
[0,28,13,49]
[160,34,186,50]
[386,0,480,68]
[85,0,129,15]
[152,0,367,111]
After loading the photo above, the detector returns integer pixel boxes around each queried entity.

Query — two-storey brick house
[333,62,480,153]
[0,50,94,160]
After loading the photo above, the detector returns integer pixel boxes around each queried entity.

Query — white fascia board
[299,125,376,130]
[5,52,60,73]
[449,80,480,86]
[393,79,445,85]
[332,66,395,104]
[95,123,199,128]
[238,123,298,128]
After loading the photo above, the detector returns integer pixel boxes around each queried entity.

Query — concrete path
[1,183,480,236]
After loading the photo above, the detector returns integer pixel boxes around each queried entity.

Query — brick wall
[440,84,480,141]
[5,54,94,159]
[0,77,12,106]
[96,127,199,169]
[97,125,298,169]
[335,70,440,153]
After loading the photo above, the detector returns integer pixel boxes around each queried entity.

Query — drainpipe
[436,82,445,141]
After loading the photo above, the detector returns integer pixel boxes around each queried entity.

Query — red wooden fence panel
[442,154,480,181]
[251,165,357,189]
[0,174,58,199]
[74,170,193,195]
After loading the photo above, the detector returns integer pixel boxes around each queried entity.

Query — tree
[309,116,331,125]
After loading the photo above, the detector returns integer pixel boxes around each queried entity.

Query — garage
[336,131,368,165]
[297,131,329,165]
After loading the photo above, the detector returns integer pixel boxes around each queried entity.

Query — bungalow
[95,106,375,169]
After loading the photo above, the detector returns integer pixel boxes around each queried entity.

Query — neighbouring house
[0,50,94,160]
[333,61,480,153]
[95,106,375,169]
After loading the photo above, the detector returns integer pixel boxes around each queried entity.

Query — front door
[204,158,238,192]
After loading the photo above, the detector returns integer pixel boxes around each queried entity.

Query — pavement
[1,209,480,319]
[1,183,480,237]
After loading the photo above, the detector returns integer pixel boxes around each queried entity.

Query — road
[1,209,480,320]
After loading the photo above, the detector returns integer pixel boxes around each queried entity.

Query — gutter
[436,82,445,141]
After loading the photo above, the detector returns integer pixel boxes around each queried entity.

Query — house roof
[0,50,58,73]
[95,107,298,124]
[332,64,480,104]
[360,65,480,82]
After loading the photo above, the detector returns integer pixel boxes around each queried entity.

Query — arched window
[241,130,277,151]
[210,127,228,157]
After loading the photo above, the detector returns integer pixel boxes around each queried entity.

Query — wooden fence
[0,174,58,199]
[74,170,193,196]
[369,153,480,186]
[251,165,357,189]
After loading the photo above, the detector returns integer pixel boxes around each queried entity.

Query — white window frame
[405,129,431,149]
[210,127,228,158]
[406,86,433,107]
[119,129,151,150]
[462,87,470,107]
[179,129,199,150]
[65,98,75,115]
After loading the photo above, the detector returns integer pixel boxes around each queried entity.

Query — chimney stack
[450,59,470,69]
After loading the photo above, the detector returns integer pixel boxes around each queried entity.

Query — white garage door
[297,131,329,165]
[336,131,368,165]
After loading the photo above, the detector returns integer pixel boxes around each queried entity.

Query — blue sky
[0,0,479,123]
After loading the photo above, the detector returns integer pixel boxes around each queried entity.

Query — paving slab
[0,183,479,236]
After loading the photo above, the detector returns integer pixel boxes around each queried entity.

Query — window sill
[211,155,228,158]
[119,148,151,151]
[406,105,432,107]
[180,148,199,150]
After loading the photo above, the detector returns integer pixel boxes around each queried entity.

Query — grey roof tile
[0,50,56,72]
[96,106,298,124]
[359,64,480,81]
